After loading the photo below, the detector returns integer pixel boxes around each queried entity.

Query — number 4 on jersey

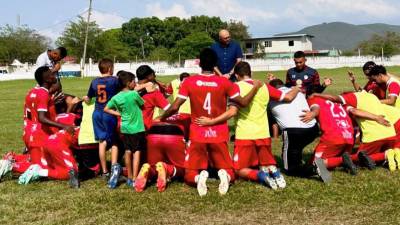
[203,92,211,115]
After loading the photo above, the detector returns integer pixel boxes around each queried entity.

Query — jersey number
[326,100,346,118]
[97,85,107,104]
[203,92,211,115]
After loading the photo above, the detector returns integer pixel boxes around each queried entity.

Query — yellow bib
[355,91,396,143]
[235,81,270,140]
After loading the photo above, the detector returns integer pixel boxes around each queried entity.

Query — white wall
[2,55,400,81]
[264,37,312,53]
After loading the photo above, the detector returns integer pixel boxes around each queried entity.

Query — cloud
[84,10,127,30]
[145,3,190,19]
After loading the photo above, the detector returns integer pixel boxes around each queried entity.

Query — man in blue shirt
[211,29,243,81]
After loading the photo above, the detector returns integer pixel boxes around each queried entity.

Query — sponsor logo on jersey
[196,80,218,87]
[204,128,217,138]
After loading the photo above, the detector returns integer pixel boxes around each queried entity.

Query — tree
[96,29,131,62]
[171,32,214,63]
[0,25,50,64]
[185,16,227,41]
[148,47,171,62]
[357,32,400,57]
[226,20,250,47]
[56,16,103,61]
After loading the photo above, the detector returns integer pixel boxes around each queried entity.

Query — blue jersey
[87,76,119,110]
[285,66,325,96]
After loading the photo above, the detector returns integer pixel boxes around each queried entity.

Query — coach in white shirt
[36,47,67,73]
[269,79,319,177]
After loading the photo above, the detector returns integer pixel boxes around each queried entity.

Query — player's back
[88,76,119,110]
[308,96,353,144]
[182,74,238,119]
[179,74,239,143]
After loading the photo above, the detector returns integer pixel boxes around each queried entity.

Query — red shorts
[314,142,353,159]
[184,142,233,170]
[23,124,49,148]
[146,134,186,168]
[233,138,275,169]
[358,137,396,155]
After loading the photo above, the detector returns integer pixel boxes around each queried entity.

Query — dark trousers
[281,124,319,176]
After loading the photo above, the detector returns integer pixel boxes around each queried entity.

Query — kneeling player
[135,121,186,192]
[301,95,356,178]
[313,91,397,170]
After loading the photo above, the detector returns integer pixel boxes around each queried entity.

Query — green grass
[1,67,400,225]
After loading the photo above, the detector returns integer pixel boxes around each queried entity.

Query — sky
[1,0,400,42]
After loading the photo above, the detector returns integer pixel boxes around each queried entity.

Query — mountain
[278,22,400,50]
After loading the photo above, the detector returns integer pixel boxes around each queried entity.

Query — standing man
[211,29,243,81]
[36,47,68,100]
[286,51,331,97]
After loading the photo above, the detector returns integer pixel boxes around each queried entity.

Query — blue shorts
[92,110,117,144]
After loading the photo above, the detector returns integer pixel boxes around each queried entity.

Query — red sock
[48,168,70,180]
[12,161,31,174]
[369,152,385,163]
[225,169,236,183]
[351,154,358,162]
[238,169,259,182]
[325,157,343,169]
[184,169,199,187]
[164,163,175,178]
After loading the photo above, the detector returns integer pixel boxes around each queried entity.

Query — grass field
[1,67,400,225]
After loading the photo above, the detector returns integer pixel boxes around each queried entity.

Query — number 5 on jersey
[203,92,211,115]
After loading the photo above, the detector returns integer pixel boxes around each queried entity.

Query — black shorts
[122,132,146,152]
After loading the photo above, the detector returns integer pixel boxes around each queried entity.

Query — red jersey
[307,96,354,144]
[178,74,240,143]
[23,87,54,135]
[55,113,77,126]
[386,77,400,97]
[364,80,386,100]
[141,90,170,130]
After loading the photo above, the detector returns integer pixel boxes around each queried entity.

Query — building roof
[245,34,314,41]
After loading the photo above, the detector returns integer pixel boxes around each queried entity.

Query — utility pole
[140,37,145,59]
[17,14,21,27]
[81,0,93,77]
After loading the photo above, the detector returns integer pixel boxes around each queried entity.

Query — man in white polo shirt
[269,79,329,182]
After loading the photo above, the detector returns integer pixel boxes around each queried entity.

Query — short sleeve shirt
[36,51,54,68]
[211,41,243,74]
[87,76,119,111]
[178,74,239,143]
[107,91,145,134]
[141,90,170,130]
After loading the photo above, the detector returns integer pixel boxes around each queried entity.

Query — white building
[244,34,314,58]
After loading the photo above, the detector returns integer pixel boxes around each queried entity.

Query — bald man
[211,29,243,82]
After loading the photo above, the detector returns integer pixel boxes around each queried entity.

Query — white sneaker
[217,169,230,195]
[259,168,278,190]
[0,159,12,180]
[197,170,209,197]
[269,166,286,189]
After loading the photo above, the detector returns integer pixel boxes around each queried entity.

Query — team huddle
[1,48,400,197]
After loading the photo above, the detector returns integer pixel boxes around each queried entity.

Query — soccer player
[83,58,119,178]
[104,71,145,189]
[301,95,357,176]
[195,61,300,189]
[135,65,171,130]
[312,91,397,169]
[159,48,262,196]
[18,127,80,188]
[23,66,75,167]
[369,65,400,108]
[286,51,332,97]
[348,61,386,100]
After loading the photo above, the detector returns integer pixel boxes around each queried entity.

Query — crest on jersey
[304,75,309,80]
[291,74,296,79]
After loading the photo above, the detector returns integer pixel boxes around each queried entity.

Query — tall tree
[56,16,103,61]
[227,20,250,44]
[0,25,50,63]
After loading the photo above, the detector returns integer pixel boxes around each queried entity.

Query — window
[288,40,294,46]
[264,41,272,48]
[245,43,253,49]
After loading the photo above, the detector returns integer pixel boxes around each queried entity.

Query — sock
[245,169,259,181]
[369,152,385,163]
[325,157,343,169]
[164,163,175,178]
